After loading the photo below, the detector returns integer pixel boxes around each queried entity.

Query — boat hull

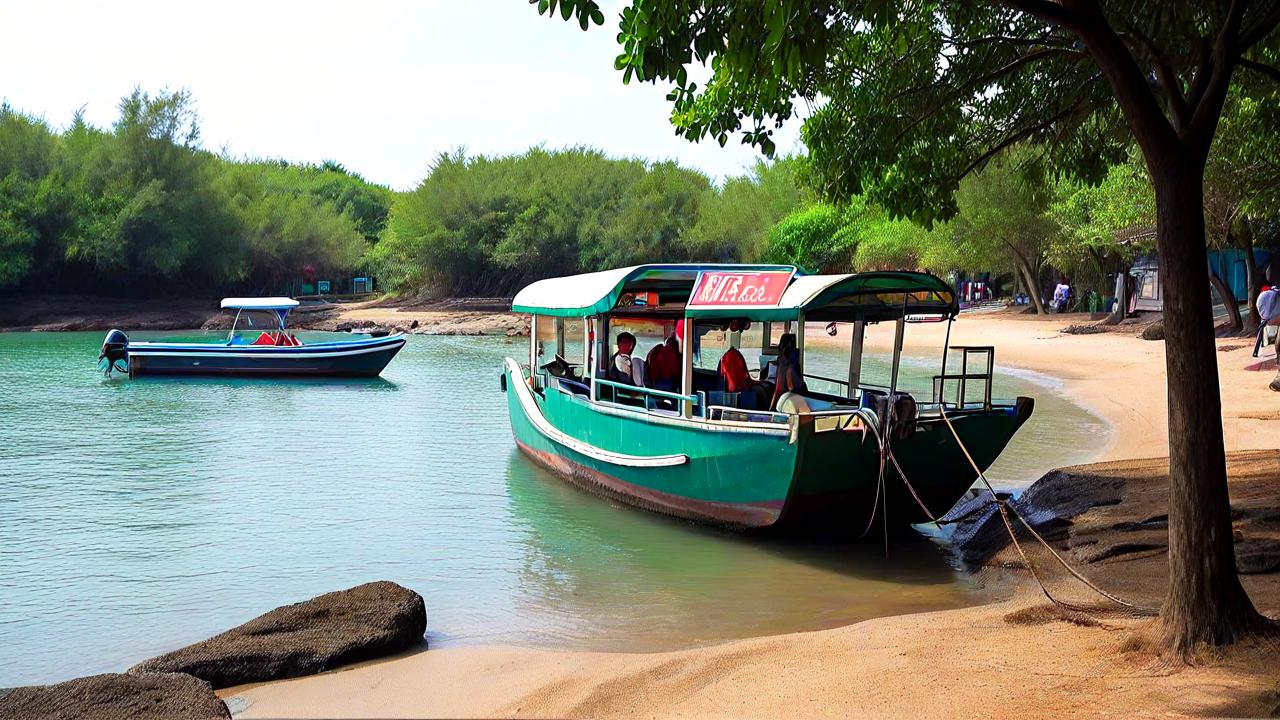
[503,359,1032,532]
[125,336,405,378]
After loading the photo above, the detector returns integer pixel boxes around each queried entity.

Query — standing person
[1052,278,1071,312]
[1256,285,1280,391]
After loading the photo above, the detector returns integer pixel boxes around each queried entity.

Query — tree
[948,151,1058,314]
[762,203,847,271]
[685,157,809,262]
[1205,84,1280,334]
[536,0,1280,652]
[1049,155,1156,321]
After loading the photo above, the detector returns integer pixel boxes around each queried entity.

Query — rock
[1235,537,1280,574]
[1070,540,1165,564]
[129,581,426,689]
[0,672,229,720]
[1140,320,1164,340]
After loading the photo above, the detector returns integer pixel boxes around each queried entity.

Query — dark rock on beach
[0,672,229,720]
[129,580,426,689]
[947,450,1280,599]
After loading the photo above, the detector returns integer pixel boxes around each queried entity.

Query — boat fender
[500,372,507,393]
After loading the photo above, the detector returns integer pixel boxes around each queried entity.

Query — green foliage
[0,91,388,294]
[686,157,811,262]
[371,148,807,296]
[1049,156,1155,276]
[762,203,845,272]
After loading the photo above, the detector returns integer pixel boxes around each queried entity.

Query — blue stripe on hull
[128,341,404,377]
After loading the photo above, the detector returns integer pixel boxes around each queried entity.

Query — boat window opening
[227,309,288,345]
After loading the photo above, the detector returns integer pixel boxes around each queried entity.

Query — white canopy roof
[511,265,957,321]
[220,297,300,311]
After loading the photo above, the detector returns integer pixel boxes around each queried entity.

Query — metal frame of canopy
[219,297,301,344]
[518,265,969,421]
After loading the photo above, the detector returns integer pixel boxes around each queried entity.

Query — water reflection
[503,448,992,651]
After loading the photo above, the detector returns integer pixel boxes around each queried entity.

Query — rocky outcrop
[0,672,229,720]
[129,581,426,689]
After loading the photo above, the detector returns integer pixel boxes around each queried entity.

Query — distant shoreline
[0,295,528,337]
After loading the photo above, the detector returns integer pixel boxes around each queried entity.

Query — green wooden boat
[502,265,1033,531]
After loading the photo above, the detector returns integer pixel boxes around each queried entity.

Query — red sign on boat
[687,271,793,308]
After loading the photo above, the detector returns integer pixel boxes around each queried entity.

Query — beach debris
[0,672,229,720]
[128,581,426,689]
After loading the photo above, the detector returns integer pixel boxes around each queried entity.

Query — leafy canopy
[536,1,1280,225]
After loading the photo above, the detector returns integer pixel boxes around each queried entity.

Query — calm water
[0,330,1107,686]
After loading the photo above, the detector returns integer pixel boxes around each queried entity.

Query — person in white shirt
[1256,285,1280,391]
[1052,281,1071,312]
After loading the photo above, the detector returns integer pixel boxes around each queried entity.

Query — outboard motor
[99,329,129,377]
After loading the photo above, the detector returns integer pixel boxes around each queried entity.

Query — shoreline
[216,309,1279,718]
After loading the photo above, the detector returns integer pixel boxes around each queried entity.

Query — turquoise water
[0,331,1106,687]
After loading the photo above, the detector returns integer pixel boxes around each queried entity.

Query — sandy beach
[215,309,1280,719]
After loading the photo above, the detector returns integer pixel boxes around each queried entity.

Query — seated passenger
[612,353,646,389]
[763,333,797,382]
[607,332,638,384]
[770,347,808,411]
[719,346,771,409]
[645,336,682,391]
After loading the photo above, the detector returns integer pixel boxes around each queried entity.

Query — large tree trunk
[1151,160,1265,653]
[1106,265,1128,324]
[1013,255,1046,314]
[1238,230,1262,335]
[1208,265,1242,333]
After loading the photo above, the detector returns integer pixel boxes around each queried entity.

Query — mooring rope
[937,407,1157,615]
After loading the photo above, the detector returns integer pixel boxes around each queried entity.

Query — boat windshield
[227,309,294,345]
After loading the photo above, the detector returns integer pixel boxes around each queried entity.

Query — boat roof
[511,265,956,321]
[220,297,301,311]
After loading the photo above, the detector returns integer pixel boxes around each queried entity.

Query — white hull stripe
[506,358,687,468]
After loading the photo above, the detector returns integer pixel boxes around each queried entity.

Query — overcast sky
[0,0,804,190]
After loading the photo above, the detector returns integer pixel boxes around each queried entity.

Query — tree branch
[1239,57,1280,84]
[956,95,1091,180]
[1129,24,1191,131]
[1001,0,1090,33]
[1237,0,1280,52]
[1188,0,1247,152]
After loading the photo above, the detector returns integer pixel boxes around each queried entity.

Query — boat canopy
[220,297,301,311]
[512,265,956,322]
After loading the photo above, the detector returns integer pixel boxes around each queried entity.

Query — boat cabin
[513,264,994,429]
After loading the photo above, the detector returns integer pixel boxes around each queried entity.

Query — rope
[938,407,1157,615]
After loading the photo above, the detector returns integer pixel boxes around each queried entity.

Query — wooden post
[889,316,905,397]
[529,315,539,388]
[586,317,595,400]
[795,312,805,374]
[681,318,695,417]
[847,318,865,401]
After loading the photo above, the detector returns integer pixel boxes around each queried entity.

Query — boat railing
[932,345,995,410]
[801,372,850,392]
[591,377,702,413]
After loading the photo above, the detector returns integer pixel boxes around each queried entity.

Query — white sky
[0,0,803,190]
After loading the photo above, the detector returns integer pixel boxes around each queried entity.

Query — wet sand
[220,309,1280,719]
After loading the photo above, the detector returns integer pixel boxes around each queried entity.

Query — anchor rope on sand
[934,407,1158,616]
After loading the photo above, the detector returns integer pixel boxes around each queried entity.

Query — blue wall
[1208,249,1273,301]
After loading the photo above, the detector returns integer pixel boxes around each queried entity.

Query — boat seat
[252,332,277,346]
